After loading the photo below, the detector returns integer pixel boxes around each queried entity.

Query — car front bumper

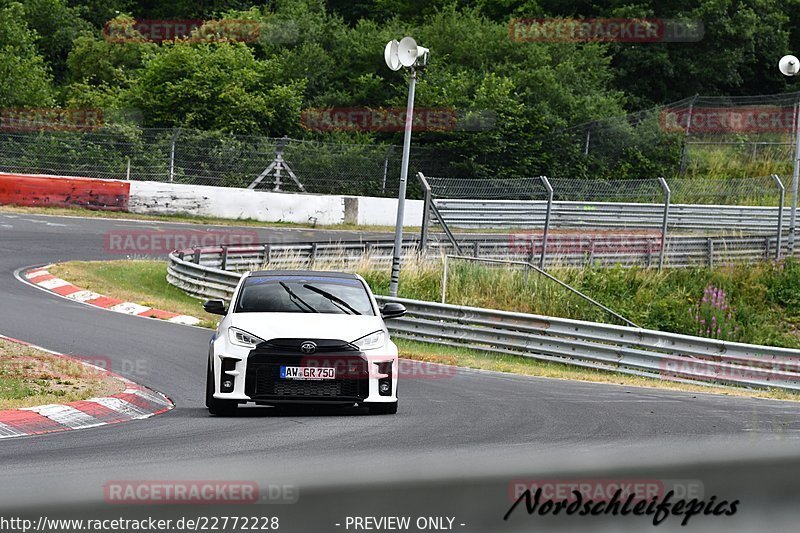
[211,336,398,404]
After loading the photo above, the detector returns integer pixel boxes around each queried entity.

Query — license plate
[280,366,335,380]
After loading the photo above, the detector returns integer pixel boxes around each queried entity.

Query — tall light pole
[385,37,429,297]
[779,54,800,255]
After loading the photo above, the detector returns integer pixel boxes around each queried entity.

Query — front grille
[245,339,368,401]
[251,364,364,398]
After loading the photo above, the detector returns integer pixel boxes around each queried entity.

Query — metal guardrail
[434,199,789,232]
[169,232,788,274]
[168,248,800,392]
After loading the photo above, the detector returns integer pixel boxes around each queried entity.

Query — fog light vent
[220,358,237,393]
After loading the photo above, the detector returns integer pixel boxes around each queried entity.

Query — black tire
[206,361,238,416]
[368,402,398,415]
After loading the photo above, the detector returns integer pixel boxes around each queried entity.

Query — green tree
[5,0,93,82]
[126,41,306,134]
[0,2,55,107]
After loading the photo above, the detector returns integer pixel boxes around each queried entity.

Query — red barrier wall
[0,173,130,211]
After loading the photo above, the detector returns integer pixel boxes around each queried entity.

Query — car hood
[228,312,386,343]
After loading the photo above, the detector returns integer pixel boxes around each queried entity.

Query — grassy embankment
[0,338,123,409]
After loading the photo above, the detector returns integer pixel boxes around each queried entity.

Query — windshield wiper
[279,282,318,313]
[302,284,361,315]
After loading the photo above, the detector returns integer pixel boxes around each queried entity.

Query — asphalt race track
[3,211,800,532]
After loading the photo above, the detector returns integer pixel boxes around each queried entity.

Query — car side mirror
[203,299,227,315]
[380,302,406,319]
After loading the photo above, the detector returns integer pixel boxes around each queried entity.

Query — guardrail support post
[539,176,553,270]
[417,172,432,254]
[657,177,671,272]
[263,244,271,266]
[707,238,714,268]
[192,248,201,264]
[790,101,800,256]
[169,127,180,182]
[310,243,318,269]
[221,246,228,271]
[441,255,448,304]
[772,174,785,261]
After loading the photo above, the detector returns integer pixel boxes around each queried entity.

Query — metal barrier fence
[167,248,800,392]
[169,231,788,276]
[421,173,792,269]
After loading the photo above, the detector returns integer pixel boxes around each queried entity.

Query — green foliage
[0,2,55,107]
[126,42,306,134]
[766,258,800,316]
[12,0,93,81]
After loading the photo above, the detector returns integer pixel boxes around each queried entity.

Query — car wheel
[206,361,238,416]
[368,402,398,415]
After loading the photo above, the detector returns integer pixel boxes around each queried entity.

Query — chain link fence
[559,92,800,180]
[0,126,459,198]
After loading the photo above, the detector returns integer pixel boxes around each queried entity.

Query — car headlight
[352,330,386,351]
[228,327,265,348]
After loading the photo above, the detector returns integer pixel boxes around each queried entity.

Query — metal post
[790,96,800,256]
[221,246,228,271]
[389,69,417,298]
[381,146,392,195]
[583,130,590,156]
[791,102,798,163]
[539,176,553,270]
[441,254,448,304]
[417,172,432,253]
[657,177,671,271]
[772,174,785,260]
[126,157,131,181]
[679,95,698,174]
[309,242,318,269]
[707,238,714,268]
[169,127,180,183]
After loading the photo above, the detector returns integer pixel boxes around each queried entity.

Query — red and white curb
[0,335,173,439]
[24,266,200,326]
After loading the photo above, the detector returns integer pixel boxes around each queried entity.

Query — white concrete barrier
[128,181,423,227]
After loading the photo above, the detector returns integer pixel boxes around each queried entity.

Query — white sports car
[204,270,406,416]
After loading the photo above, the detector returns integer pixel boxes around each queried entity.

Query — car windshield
[234,275,375,315]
